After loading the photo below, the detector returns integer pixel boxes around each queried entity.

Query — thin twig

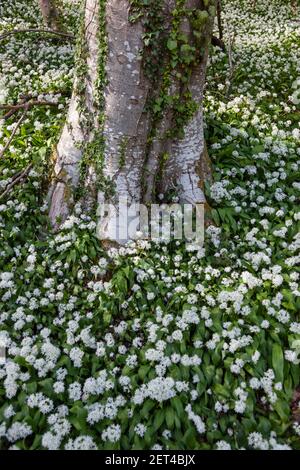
[0,28,74,42]
[0,109,28,159]
[0,164,33,200]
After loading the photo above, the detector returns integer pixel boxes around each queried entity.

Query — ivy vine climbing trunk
[48,0,216,242]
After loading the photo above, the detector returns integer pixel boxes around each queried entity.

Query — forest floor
[0,0,299,450]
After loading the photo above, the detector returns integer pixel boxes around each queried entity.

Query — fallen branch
[0,109,28,159]
[2,94,32,121]
[0,164,33,201]
[0,28,74,42]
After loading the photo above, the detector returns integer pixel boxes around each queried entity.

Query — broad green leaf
[272,343,284,383]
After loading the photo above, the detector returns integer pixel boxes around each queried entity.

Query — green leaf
[69,404,87,432]
[183,427,197,448]
[39,378,53,395]
[257,417,271,435]
[213,383,231,399]
[26,382,37,394]
[141,399,155,418]
[273,399,290,422]
[138,365,151,380]
[30,434,42,450]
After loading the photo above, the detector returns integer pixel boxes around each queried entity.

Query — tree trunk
[216,0,222,40]
[48,0,215,242]
[38,0,62,31]
[291,0,298,16]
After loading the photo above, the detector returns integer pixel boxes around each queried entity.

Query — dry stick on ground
[0,163,33,201]
[0,28,74,42]
[0,109,28,159]
[2,94,32,121]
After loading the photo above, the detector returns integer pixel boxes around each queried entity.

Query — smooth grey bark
[48,0,215,242]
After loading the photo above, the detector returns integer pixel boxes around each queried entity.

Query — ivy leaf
[167,39,177,51]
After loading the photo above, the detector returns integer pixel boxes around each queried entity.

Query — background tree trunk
[38,0,62,31]
[48,0,216,241]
